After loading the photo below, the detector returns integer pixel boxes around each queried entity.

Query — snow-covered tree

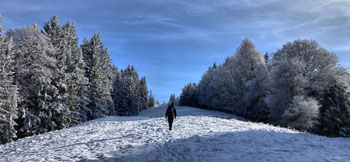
[81,33,114,119]
[318,74,350,137]
[148,90,156,108]
[0,16,3,41]
[265,58,308,124]
[175,96,180,106]
[264,52,269,64]
[0,85,18,144]
[196,38,265,114]
[271,40,338,94]
[114,65,141,116]
[266,40,340,128]
[102,49,115,113]
[0,19,18,143]
[180,38,350,137]
[161,101,166,107]
[61,20,90,123]
[43,16,72,129]
[168,94,176,105]
[282,95,320,131]
[230,38,266,115]
[0,16,156,142]
[139,76,148,110]
[196,63,221,110]
[10,24,57,136]
[196,66,213,109]
[107,64,118,97]
[212,62,217,69]
[179,82,198,107]
[242,64,269,121]
[233,38,265,83]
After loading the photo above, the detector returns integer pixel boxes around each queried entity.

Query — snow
[1,106,350,161]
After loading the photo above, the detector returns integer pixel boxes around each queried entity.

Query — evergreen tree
[179,38,350,137]
[318,77,350,137]
[11,24,57,136]
[264,52,269,64]
[62,20,91,123]
[161,101,166,107]
[139,76,148,110]
[242,64,269,121]
[196,38,265,114]
[43,16,71,129]
[179,82,198,107]
[114,65,141,116]
[81,33,113,119]
[148,90,156,108]
[155,100,160,107]
[0,16,153,143]
[212,62,217,69]
[196,64,224,110]
[111,69,120,115]
[0,19,18,143]
[108,65,118,115]
[168,94,176,105]
[0,16,2,41]
[175,96,180,106]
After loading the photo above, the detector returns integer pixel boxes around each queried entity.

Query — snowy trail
[1,106,350,162]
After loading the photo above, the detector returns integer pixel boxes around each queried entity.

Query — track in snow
[0,106,350,162]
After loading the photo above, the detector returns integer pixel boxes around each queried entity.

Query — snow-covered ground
[1,106,350,162]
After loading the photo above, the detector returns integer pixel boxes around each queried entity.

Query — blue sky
[1,0,350,103]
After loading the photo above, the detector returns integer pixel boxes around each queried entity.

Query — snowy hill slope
[0,106,350,162]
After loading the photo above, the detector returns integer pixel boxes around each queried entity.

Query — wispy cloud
[1,0,350,102]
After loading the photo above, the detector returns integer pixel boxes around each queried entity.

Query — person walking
[165,102,177,131]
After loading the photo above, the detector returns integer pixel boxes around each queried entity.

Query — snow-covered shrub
[282,96,320,131]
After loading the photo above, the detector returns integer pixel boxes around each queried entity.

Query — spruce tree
[318,79,350,137]
[168,94,176,105]
[81,33,113,119]
[0,19,18,143]
[212,62,217,69]
[139,76,148,110]
[62,20,90,123]
[196,64,220,110]
[264,52,269,64]
[43,16,71,129]
[11,24,57,136]
[148,90,156,108]
[115,65,141,116]
[179,82,198,107]
[108,65,118,115]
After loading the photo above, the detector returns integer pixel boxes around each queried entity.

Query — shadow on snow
[81,129,350,162]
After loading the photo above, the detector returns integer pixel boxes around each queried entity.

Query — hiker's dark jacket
[165,105,177,119]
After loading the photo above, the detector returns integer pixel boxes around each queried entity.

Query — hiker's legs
[168,117,173,130]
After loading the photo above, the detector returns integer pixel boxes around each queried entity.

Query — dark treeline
[0,16,158,144]
[179,38,350,137]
